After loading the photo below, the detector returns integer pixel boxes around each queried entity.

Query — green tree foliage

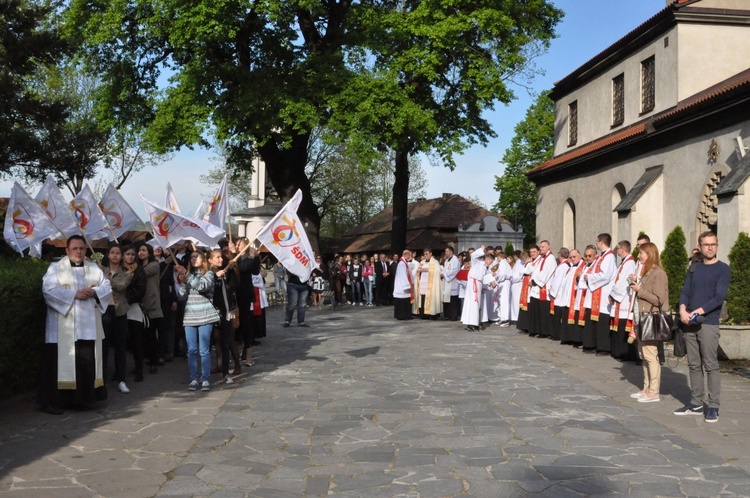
[661,226,688,312]
[504,242,515,256]
[494,91,555,240]
[727,232,750,324]
[65,0,562,252]
[0,0,70,176]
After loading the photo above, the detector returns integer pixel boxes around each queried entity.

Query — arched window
[612,183,626,243]
[563,199,576,249]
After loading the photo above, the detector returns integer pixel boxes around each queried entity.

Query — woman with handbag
[176,250,220,391]
[628,242,670,403]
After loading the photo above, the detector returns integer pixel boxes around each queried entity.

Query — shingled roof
[328,194,510,254]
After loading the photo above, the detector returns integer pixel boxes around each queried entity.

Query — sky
[1,0,668,219]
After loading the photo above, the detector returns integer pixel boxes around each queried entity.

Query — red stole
[566,263,586,325]
[519,257,539,311]
[401,258,414,303]
[549,259,569,315]
[590,250,613,322]
[538,252,554,301]
[609,255,634,331]
[253,287,263,316]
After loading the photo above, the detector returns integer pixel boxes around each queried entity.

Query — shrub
[504,242,515,256]
[727,232,750,324]
[661,226,688,312]
[0,256,50,398]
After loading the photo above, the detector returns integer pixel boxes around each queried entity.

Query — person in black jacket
[209,249,241,382]
[155,246,177,362]
[123,245,147,382]
[374,253,390,306]
[233,238,260,363]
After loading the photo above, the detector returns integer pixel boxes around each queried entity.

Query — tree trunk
[257,132,321,254]
[391,147,409,253]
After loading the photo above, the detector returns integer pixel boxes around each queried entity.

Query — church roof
[551,0,702,100]
[528,67,750,179]
[327,194,511,253]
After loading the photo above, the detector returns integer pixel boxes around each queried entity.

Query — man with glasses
[39,235,112,415]
[674,231,730,423]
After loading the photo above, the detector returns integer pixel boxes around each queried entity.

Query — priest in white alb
[393,250,415,320]
[412,249,443,319]
[38,235,112,415]
[442,246,461,321]
[461,246,490,332]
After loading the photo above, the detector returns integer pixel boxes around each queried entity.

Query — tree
[1,0,70,177]
[494,91,555,240]
[727,232,750,324]
[66,0,562,252]
[504,242,515,256]
[661,226,688,312]
[632,231,647,258]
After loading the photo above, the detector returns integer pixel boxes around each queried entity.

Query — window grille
[641,56,655,113]
[612,73,624,126]
[568,101,578,146]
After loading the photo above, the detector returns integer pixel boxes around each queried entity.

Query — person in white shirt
[393,250,415,320]
[583,233,617,354]
[441,247,461,321]
[608,240,638,360]
[546,247,571,340]
[529,240,556,337]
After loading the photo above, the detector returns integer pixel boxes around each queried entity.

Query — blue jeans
[364,279,373,304]
[276,279,287,299]
[285,282,309,324]
[352,281,362,304]
[185,324,213,382]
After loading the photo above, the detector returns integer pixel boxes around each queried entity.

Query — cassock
[529,251,556,337]
[413,257,443,318]
[581,257,600,350]
[517,256,539,332]
[609,254,638,360]
[568,260,592,346]
[586,248,617,353]
[510,260,524,322]
[495,258,513,323]
[547,259,571,340]
[392,258,414,320]
[442,255,461,320]
[557,261,581,343]
[460,248,487,328]
[39,259,112,410]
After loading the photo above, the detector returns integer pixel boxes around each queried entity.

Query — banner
[165,182,181,213]
[203,174,229,230]
[142,196,225,248]
[3,182,61,257]
[97,184,143,240]
[34,175,79,239]
[255,189,314,281]
[69,184,110,240]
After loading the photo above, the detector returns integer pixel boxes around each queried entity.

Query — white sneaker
[118,382,130,394]
[638,395,660,403]
[188,380,199,391]
[201,381,211,391]
[224,375,234,384]
[630,391,646,399]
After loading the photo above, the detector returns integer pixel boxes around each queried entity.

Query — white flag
[203,174,229,230]
[255,189,314,281]
[165,182,181,213]
[69,184,110,240]
[3,182,61,257]
[34,174,79,239]
[142,196,225,248]
[193,200,205,219]
[98,184,143,240]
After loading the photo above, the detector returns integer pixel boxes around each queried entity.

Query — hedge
[727,232,750,324]
[661,226,688,312]
[0,257,50,398]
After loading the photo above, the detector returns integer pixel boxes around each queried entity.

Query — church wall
[553,26,678,156]
[538,122,749,259]
[695,0,750,10]
[677,23,750,102]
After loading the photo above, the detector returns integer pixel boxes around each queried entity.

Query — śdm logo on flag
[70,200,90,228]
[12,205,34,239]
[39,199,55,219]
[153,211,178,237]
[100,201,124,229]
[271,215,300,248]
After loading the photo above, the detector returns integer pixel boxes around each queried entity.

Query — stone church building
[528,0,750,260]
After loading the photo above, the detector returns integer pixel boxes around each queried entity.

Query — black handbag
[638,305,674,342]
[672,325,687,357]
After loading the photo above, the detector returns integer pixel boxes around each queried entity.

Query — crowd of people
[39,235,269,414]
[39,230,730,424]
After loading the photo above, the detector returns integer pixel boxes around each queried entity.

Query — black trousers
[38,341,107,409]
[444,296,460,320]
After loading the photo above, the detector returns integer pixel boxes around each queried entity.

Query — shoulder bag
[639,302,674,342]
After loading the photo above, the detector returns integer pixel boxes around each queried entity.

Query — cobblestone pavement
[1,305,750,497]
